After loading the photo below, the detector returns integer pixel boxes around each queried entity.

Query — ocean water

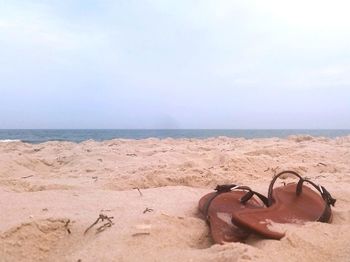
[0,129,349,144]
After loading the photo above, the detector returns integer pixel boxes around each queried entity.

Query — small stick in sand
[264,168,270,172]
[65,219,71,234]
[132,232,150,237]
[21,175,34,179]
[133,187,143,196]
[100,209,112,212]
[143,208,153,214]
[271,167,279,174]
[126,153,137,156]
[96,222,113,233]
[317,162,327,166]
[84,214,114,235]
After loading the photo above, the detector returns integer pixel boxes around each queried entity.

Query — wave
[0,139,22,143]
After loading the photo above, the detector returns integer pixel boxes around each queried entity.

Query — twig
[317,162,327,167]
[84,214,114,235]
[143,208,153,214]
[271,167,279,174]
[100,209,112,212]
[126,153,137,157]
[64,219,71,234]
[21,175,33,179]
[96,222,113,233]
[132,232,150,237]
[133,187,143,196]
[264,168,270,172]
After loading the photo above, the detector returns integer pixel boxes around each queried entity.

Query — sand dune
[1,136,350,261]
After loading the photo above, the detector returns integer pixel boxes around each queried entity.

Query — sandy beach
[1,135,350,261]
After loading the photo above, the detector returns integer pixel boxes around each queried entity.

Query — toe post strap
[240,190,269,206]
[215,184,269,206]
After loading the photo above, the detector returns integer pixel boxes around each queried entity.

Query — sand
[0,135,350,261]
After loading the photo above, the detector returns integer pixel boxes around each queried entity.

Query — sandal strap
[268,170,303,206]
[268,170,336,207]
[299,179,336,206]
[239,189,269,206]
[203,184,268,221]
[215,184,268,206]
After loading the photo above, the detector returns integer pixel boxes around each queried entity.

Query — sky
[0,0,349,129]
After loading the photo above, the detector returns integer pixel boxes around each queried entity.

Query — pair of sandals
[198,170,336,244]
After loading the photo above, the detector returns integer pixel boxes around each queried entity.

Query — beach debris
[132,232,150,237]
[100,209,112,212]
[84,214,114,235]
[21,175,34,179]
[264,167,270,172]
[96,221,113,234]
[298,166,308,172]
[161,212,171,217]
[65,219,71,234]
[92,176,98,182]
[143,208,153,214]
[133,187,143,196]
[271,167,279,175]
[317,162,327,167]
[126,153,137,157]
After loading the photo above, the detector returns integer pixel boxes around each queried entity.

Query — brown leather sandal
[198,184,268,244]
[231,171,336,239]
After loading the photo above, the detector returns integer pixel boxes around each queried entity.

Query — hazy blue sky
[0,0,349,129]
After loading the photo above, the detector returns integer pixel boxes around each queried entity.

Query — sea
[0,129,349,144]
